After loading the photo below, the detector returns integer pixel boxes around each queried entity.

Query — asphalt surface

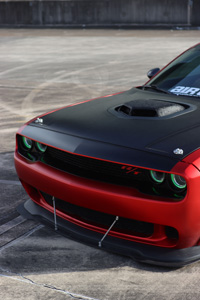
[0,28,200,300]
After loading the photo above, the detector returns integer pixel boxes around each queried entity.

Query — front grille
[42,146,147,187]
[41,191,154,237]
[17,134,186,200]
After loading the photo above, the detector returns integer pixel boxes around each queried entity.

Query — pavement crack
[0,268,100,300]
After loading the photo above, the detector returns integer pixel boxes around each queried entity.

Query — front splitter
[18,199,200,267]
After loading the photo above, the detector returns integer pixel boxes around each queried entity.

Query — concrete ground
[0,28,200,300]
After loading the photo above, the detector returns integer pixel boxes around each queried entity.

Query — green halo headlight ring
[36,142,47,153]
[171,174,186,189]
[22,136,33,150]
[150,170,165,184]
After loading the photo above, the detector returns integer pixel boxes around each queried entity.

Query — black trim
[18,200,200,267]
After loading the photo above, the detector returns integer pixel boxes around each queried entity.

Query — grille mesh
[43,146,147,186]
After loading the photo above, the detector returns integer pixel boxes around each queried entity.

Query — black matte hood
[22,87,200,171]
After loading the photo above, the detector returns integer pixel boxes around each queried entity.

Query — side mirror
[147,68,160,79]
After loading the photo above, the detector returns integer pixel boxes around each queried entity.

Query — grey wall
[0,0,199,27]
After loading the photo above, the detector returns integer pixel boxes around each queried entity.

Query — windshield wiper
[143,85,171,95]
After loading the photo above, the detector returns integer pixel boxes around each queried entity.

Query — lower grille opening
[41,191,154,238]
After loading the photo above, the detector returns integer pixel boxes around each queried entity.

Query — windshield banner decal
[170,86,200,96]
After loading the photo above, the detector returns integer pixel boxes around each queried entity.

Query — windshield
[148,44,200,98]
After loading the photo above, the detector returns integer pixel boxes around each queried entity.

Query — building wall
[0,0,198,27]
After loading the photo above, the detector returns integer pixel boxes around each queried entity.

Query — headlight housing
[22,136,33,150]
[19,135,47,161]
[150,170,165,184]
[149,170,187,197]
[170,174,186,189]
[36,142,47,153]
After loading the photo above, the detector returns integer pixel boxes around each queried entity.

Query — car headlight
[36,142,47,153]
[170,174,186,189]
[150,170,165,183]
[22,136,33,150]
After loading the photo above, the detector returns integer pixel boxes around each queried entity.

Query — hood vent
[117,99,185,118]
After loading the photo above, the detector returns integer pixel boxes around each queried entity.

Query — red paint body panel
[183,149,200,171]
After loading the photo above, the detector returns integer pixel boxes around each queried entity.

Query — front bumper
[18,199,200,267]
[15,145,200,266]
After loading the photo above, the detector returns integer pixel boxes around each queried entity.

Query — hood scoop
[116,99,186,118]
